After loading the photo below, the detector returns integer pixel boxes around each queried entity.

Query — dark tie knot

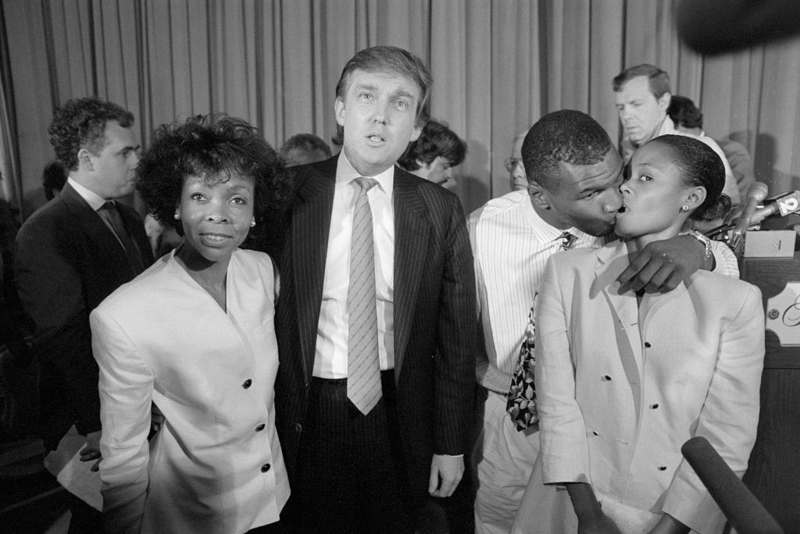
[559,231,577,251]
[101,201,117,211]
[353,177,378,194]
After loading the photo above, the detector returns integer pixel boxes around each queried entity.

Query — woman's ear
[685,186,707,211]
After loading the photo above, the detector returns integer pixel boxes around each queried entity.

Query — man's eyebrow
[353,82,378,93]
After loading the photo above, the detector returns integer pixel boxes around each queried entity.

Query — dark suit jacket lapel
[292,160,337,381]
[60,183,127,256]
[393,168,430,380]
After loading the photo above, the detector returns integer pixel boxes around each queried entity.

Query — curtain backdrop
[3,0,800,217]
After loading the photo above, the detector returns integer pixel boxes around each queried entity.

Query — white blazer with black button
[528,239,764,533]
[90,249,289,534]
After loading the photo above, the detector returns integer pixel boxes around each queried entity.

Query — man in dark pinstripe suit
[272,46,476,533]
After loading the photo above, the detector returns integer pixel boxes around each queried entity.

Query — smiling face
[615,76,670,146]
[616,141,702,246]
[176,173,255,268]
[536,148,625,237]
[335,69,423,177]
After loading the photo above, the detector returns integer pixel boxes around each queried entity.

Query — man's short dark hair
[522,110,613,191]
[48,96,135,171]
[397,119,466,171]
[281,133,332,161]
[667,95,704,130]
[332,46,432,146]
[612,64,671,99]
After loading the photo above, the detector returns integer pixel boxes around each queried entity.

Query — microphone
[729,182,769,250]
[749,190,800,225]
[681,436,783,534]
[705,190,800,238]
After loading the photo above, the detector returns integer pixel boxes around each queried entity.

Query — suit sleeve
[534,256,592,484]
[434,194,477,455]
[91,307,154,534]
[661,284,765,533]
[15,219,101,436]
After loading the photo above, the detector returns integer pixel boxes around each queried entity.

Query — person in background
[272,45,476,533]
[469,110,736,534]
[15,96,153,533]
[613,64,740,205]
[505,130,529,192]
[667,94,756,205]
[92,114,292,534]
[42,161,67,201]
[280,133,332,167]
[397,118,467,190]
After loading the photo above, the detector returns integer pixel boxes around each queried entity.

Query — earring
[250,220,256,227]
[174,212,180,220]
[681,205,689,212]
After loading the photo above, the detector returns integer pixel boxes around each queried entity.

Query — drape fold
[1,0,798,217]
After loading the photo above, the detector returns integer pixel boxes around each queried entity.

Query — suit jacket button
[644,342,652,348]
[650,403,659,409]
[255,423,265,432]
[261,463,271,473]
[294,423,303,433]
[658,466,667,471]
[242,379,252,389]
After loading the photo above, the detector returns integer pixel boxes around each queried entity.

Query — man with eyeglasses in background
[505,130,529,192]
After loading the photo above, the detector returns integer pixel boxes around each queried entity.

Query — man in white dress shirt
[469,110,734,534]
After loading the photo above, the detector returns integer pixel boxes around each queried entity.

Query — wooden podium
[739,251,800,532]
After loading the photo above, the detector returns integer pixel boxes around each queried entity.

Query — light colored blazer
[531,240,764,533]
[91,249,289,534]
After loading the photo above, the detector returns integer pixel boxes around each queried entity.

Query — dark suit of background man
[273,46,476,533]
[15,97,153,533]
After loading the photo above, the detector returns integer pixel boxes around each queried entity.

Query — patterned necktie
[506,230,578,430]
[347,178,382,415]
[99,201,145,275]
[559,231,577,251]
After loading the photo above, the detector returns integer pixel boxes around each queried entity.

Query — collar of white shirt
[336,150,394,196]
[67,177,108,211]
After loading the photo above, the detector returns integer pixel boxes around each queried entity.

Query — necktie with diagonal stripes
[347,177,382,415]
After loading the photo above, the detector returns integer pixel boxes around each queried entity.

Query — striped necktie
[346,177,382,415]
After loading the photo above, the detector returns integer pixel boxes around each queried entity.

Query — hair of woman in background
[90,113,293,534]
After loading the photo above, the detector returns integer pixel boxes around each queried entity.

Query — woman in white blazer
[90,115,292,534]
[517,135,765,534]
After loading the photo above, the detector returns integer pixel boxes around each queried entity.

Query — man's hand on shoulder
[428,454,464,498]
[616,234,710,293]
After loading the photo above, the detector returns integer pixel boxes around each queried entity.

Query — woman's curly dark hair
[136,114,292,240]
[49,97,134,170]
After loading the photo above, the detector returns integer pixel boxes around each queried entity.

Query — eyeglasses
[504,157,523,173]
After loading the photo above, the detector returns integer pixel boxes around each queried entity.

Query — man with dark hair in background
[612,64,741,204]
[15,96,153,533]
[667,94,756,204]
[280,133,332,167]
[273,45,476,533]
[397,118,467,190]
